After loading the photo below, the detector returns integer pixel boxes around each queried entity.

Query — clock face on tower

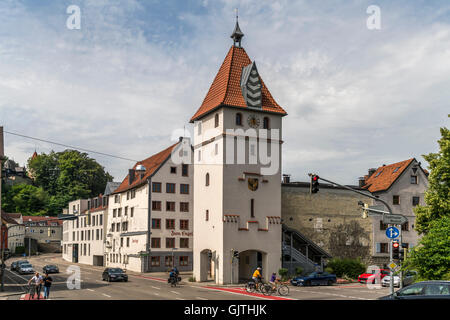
[247,115,260,128]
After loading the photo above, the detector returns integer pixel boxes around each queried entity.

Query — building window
[236,113,242,126]
[152,219,161,229]
[131,189,136,199]
[151,238,161,248]
[126,237,130,247]
[166,183,176,193]
[170,166,177,174]
[376,243,388,253]
[206,210,209,221]
[125,206,128,216]
[127,191,130,200]
[166,219,175,230]
[166,238,175,248]
[180,184,189,194]
[412,196,420,206]
[130,207,134,217]
[166,202,176,212]
[152,201,162,211]
[120,238,124,247]
[179,256,188,266]
[113,209,117,218]
[411,175,418,184]
[379,221,388,230]
[116,223,120,232]
[165,256,173,267]
[118,208,122,217]
[180,238,189,248]
[263,117,270,129]
[197,121,202,135]
[122,222,128,231]
[205,173,210,186]
[251,199,255,218]
[214,113,219,127]
[393,195,400,205]
[402,222,409,231]
[151,256,160,266]
[180,220,189,230]
[180,202,189,212]
[114,195,120,203]
[152,182,162,193]
[182,164,188,177]
[112,224,115,232]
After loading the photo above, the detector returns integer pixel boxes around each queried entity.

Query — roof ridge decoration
[241,61,262,109]
[231,8,244,47]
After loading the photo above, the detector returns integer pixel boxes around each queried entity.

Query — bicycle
[263,281,290,296]
[27,284,37,300]
[168,275,181,287]
[245,279,268,294]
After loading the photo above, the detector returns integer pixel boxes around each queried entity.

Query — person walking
[43,272,53,299]
[28,272,43,300]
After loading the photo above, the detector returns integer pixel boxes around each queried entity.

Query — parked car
[291,271,337,286]
[358,269,390,284]
[43,265,59,274]
[102,268,128,282]
[17,263,34,275]
[378,281,450,300]
[11,260,29,271]
[382,270,417,288]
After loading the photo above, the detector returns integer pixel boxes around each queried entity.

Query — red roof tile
[362,159,415,193]
[190,46,287,122]
[113,142,178,194]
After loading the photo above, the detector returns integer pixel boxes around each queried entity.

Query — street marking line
[154,293,160,296]
[176,297,185,300]
[171,290,180,295]
[203,286,295,301]
[102,293,112,298]
[151,286,161,290]
[87,289,95,292]
[196,297,208,300]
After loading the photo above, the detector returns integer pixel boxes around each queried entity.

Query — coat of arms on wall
[248,178,259,191]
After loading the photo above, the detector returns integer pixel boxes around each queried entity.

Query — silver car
[17,263,34,275]
[382,270,417,287]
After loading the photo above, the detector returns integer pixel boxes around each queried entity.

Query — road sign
[383,214,408,225]
[389,262,398,270]
[386,226,400,239]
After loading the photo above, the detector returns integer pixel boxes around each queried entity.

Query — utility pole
[0,126,4,292]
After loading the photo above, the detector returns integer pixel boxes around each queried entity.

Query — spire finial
[231,8,244,47]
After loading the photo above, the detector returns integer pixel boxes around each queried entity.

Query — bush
[278,268,289,281]
[295,267,303,275]
[15,246,25,254]
[324,267,334,274]
[326,258,366,279]
[188,276,196,282]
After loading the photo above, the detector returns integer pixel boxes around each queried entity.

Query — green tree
[403,215,450,280]
[414,127,450,234]
[1,183,48,215]
[27,149,113,215]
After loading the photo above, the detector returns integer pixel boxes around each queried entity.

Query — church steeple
[230,9,244,47]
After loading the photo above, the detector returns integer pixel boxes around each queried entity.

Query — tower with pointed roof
[192,20,286,284]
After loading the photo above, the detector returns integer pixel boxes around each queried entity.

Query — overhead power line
[4,130,139,162]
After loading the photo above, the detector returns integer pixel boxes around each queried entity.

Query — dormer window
[411,176,418,184]
[375,170,383,178]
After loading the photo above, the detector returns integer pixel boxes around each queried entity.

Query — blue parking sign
[386,226,400,239]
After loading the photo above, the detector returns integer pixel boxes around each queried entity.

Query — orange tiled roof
[22,216,63,226]
[112,143,178,194]
[190,46,287,122]
[362,159,415,193]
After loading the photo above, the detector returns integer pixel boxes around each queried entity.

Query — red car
[358,269,390,284]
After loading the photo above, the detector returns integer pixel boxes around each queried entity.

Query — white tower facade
[191,24,287,284]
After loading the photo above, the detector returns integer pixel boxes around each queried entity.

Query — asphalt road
[2,254,393,300]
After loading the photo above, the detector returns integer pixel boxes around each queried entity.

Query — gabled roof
[1,210,20,225]
[190,45,287,122]
[22,216,63,226]
[112,142,179,195]
[362,158,415,193]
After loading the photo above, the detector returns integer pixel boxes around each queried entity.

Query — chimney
[128,169,135,185]
[368,168,376,177]
[358,177,366,188]
[282,174,291,184]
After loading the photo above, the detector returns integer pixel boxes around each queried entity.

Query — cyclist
[168,268,178,286]
[252,267,262,287]
[269,272,281,290]
[27,272,43,300]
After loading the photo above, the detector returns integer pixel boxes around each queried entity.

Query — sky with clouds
[0,0,449,185]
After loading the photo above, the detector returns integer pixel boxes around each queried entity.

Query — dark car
[11,260,29,271]
[102,268,128,282]
[43,265,59,274]
[17,263,34,275]
[378,281,450,300]
[291,271,337,286]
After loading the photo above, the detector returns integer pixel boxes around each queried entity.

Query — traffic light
[233,250,239,259]
[392,241,400,259]
[310,175,320,193]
